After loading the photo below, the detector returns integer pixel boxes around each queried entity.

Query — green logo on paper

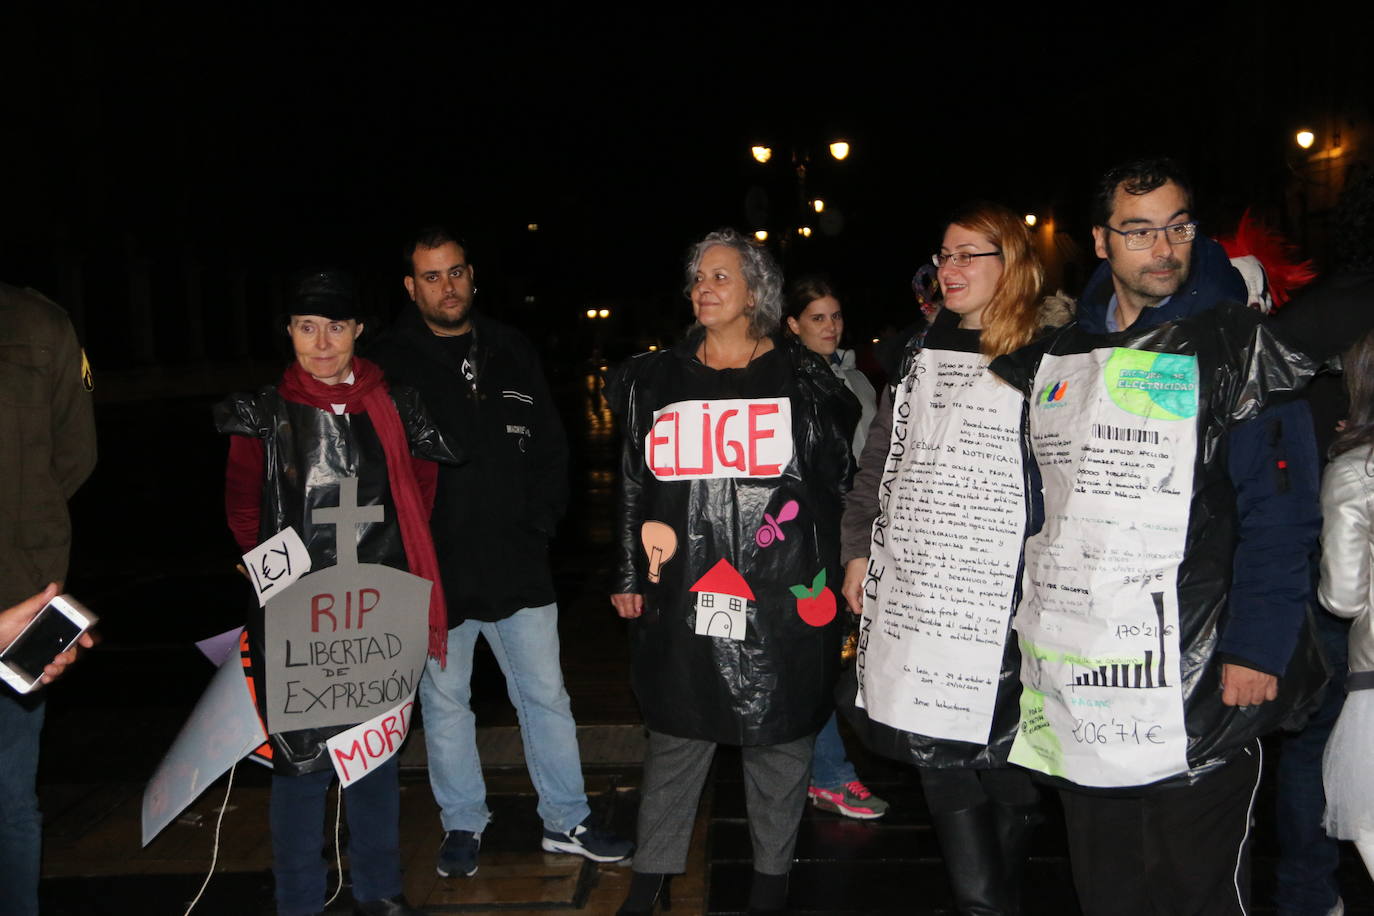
[1104,350,1197,420]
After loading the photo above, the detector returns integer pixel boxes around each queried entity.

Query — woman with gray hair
[607,229,859,914]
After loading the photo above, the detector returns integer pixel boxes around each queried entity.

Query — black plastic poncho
[991,301,1327,788]
[607,335,859,746]
[214,384,457,774]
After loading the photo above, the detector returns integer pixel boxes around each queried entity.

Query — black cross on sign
[311,477,385,569]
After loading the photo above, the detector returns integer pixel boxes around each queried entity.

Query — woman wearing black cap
[215,270,457,916]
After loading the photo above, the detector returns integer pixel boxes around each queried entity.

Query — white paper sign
[142,653,267,845]
[855,348,1026,743]
[243,527,311,607]
[325,691,417,787]
[645,397,793,480]
[1008,348,1196,787]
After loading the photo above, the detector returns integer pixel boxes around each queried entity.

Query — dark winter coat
[0,283,96,609]
[371,310,568,623]
[1077,237,1324,680]
[607,334,859,745]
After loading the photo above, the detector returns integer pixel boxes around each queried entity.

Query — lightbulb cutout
[640,521,679,583]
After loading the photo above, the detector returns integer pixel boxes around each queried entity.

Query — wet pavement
[28,366,1374,913]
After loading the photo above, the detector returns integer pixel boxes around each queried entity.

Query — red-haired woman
[839,202,1063,915]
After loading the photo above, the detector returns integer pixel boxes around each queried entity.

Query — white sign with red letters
[645,398,793,480]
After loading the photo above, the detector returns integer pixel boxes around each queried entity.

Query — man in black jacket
[372,227,631,879]
[991,159,1323,915]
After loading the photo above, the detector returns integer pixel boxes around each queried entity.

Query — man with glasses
[990,157,1325,915]
[372,227,632,882]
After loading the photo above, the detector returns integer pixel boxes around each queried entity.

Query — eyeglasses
[1102,220,1198,251]
[932,250,1002,268]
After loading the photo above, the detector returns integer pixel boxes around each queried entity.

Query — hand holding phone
[0,586,97,694]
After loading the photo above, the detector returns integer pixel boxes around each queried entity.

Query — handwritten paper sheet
[856,348,1026,743]
[1008,348,1195,787]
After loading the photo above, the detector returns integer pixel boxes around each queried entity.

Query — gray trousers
[633,729,815,875]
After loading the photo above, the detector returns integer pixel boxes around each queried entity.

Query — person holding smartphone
[1,281,97,916]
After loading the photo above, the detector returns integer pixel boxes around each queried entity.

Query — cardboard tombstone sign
[263,478,431,735]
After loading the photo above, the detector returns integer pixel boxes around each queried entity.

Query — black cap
[289,269,360,321]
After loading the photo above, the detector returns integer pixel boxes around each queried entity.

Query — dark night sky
[2,2,1366,346]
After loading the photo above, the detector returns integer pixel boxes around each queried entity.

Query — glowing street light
[585,309,598,319]
[751,145,773,164]
[798,226,813,238]
[598,308,610,319]
[1024,213,1037,227]
[812,199,825,213]
[1296,129,1315,150]
[754,230,769,242]
[527,223,540,232]
[829,140,851,161]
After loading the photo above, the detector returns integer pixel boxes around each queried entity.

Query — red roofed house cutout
[690,558,754,641]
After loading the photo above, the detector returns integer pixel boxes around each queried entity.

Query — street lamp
[747,138,852,248]
[598,308,610,319]
[585,309,597,319]
[1296,129,1315,150]
[1024,213,1037,227]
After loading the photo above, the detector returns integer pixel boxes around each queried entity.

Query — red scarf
[279,357,449,666]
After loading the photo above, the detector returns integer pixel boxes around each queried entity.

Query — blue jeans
[420,604,590,834]
[1275,608,1350,916]
[0,692,43,916]
[270,755,402,916]
[809,712,858,789]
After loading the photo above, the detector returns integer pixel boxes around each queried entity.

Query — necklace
[702,335,761,369]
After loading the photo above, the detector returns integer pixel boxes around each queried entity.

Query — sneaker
[808,780,890,819]
[436,829,480,877]
[541,819,634,862]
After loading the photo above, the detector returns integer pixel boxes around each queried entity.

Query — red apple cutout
[790,569,837,627]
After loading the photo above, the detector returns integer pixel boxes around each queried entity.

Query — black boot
[992,803,1043,916]
[747,870,788,914]
[617,872,671,915]
[930,803,1013,915]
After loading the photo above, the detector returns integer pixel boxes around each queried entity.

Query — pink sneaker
[807,780,890,819]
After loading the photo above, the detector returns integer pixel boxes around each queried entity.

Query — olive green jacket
[0,282,96,608]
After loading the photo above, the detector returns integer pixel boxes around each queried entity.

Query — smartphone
[0,594,97,694]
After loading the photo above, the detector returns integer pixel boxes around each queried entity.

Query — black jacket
[370,309,568,623]
[606,335,858,745]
